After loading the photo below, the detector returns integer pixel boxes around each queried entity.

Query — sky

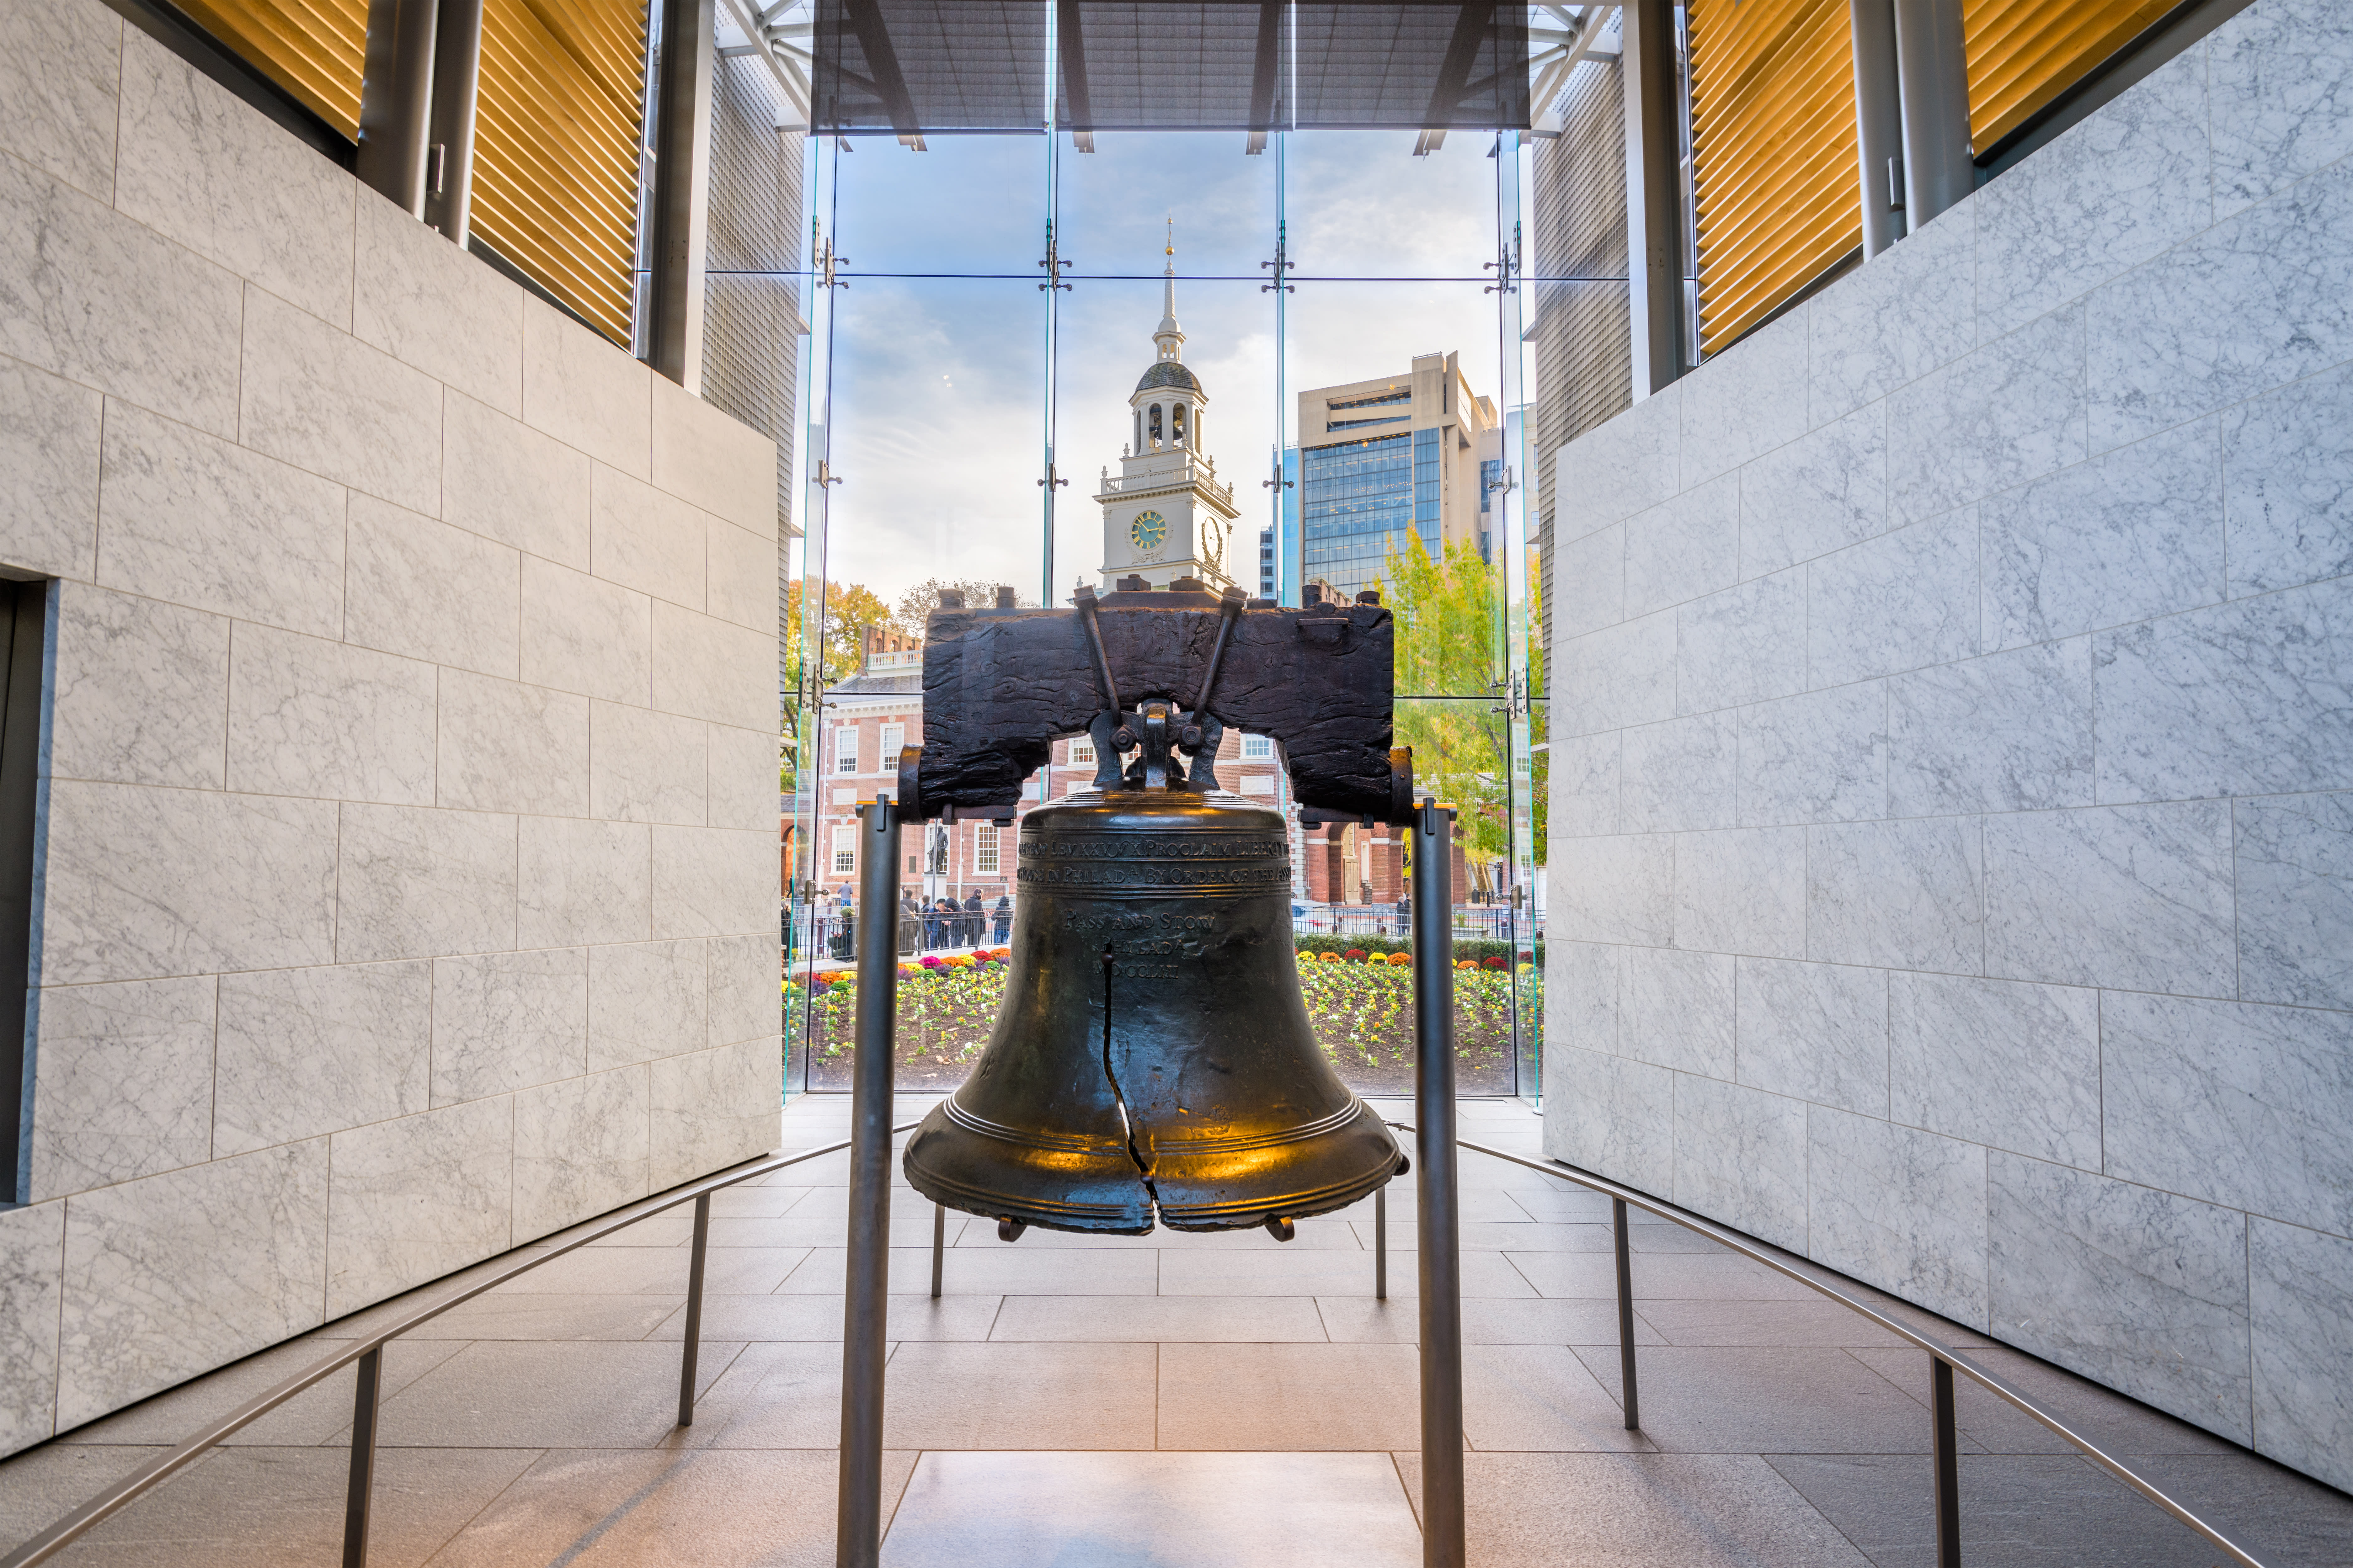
[797,129,1530,609]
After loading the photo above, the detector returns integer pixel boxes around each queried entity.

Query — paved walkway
[2,1094,2346,1565]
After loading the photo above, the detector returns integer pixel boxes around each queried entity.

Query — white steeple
[1153,218,1184,362]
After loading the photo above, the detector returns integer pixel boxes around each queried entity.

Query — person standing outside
[962,890,984,948]
[992,890,1011,945]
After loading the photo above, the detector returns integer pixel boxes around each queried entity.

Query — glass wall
[784,110,1547,1101]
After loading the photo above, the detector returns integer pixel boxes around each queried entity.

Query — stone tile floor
[2,1094,2347,1565]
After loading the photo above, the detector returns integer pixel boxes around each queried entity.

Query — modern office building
[1295,353,1500,602]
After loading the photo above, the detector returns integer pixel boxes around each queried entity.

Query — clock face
[1130,511,1168,551]
[1199,520,1223,563]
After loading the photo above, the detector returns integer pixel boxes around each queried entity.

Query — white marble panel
[590,701,706,825]
[1548,732,1619,839]
[50,581,228,789]
[707,721,778,833]
[1987,1152,2252,1446]
[28,976,214,1199]
[1985,801,2234,994]
[1669,1074,1807,1251]
[1733,959,1886,1117]
[0,1201,65,1454]
[1620,711,1733,833]
[2220,358,2353,598]
[335,803,517,963]
[238,288,440,513]
[40,781,337,983]
[1543,942,1617,1057]
[2235,791,2353,1011]
[2092,579,2353,805]
[1541,1046,1672,1195]
[1618,947,1733,1080]
[650,601,775,732]
[520,295,650,479]
[438,669,590,816]
[2088,157,2353,453]
[352,187,523,413]
[2209,0,2353,219]
[649,1037,778,1188]
[1983,418,2224,652]
[706,517,777,633]
[2249,1216,2353,1494]
[1625,472,1738,619]
[1888,972,2099,1170]
[56,1140,329,1430]
[1734,682,1886,827]
[112,32,355,325]
[441,391,591,567]
[95,400,345,637]
[1888,303,2088,525]
[1677,309,1808,488]
[2102,992,2353,1240]
[591,462,706,609]
[520,556,654,706]
[1973,44,2211,341]
[226,622,436,805]
[1808,510,1978,688]
[588,938,707,1072]
[325,1098,512,1316]
[1550,522,1625,638]
[0,357,101,579]
[1670,826,1803,959]
[1737,400,1887,577]
[1808,198,1976,425]
[0,0,119,201]
[1674,569,1806,714]
[708,932,779,1048]
[431,947,587,1104]
[651,824,775,939]
[519,816,653,949]
[0,146,242,436]
[1808,1107,1989,1331]
[1805,818,1982,974]
[1555,610,1676,735]
[1889,639,2094,816]
[1554,382,1678,538]
[345,493,521,679]
[651,375,775,535]
[212,961,431,1156]
[1548,835,1673,946]
[514,1066,650,1236]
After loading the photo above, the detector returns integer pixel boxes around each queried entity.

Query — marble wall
[0,0,782,1455]
[1544,0,2353,1492]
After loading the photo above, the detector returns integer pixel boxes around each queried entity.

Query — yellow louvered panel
[1687,0,1859,355]
[472,0,648,345]
[173,0,369,138]
[1964,0,2176,151]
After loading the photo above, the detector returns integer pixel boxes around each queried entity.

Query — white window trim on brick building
[1241,733,1272,758]
[836,725,858,773]
[879,722,904,766]
[832,824,857,874]
[975,824,1000,873]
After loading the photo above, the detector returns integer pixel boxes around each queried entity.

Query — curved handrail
[1427,1129,2267,1568]
[0,1119,926,1568]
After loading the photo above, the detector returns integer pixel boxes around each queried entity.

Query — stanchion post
[677,1192,711,1426]
[1932,1354,1962,1567]
[836,795,900,1568]
[1374,1185,1387,1303]
[341,1347,381,1568]
[930,1204,946,1300]
[1411,798,1465,1568]
[1612,1197,1640,1430]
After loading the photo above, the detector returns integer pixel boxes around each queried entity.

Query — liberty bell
[901,584,1405,1236]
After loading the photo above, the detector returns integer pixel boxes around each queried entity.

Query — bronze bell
[902,706,1404,1235]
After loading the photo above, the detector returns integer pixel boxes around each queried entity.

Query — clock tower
[1095,229,1241,591]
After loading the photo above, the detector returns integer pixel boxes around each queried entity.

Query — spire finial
[1154,217,1184,360]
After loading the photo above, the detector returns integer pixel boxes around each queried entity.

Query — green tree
[888,577,1037,637]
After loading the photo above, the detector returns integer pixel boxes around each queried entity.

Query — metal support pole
[340,1347,382,1568]
[676,1192,711,1426]
[1612,1197,1640,1431]
[422,0,482,244]
[930,1204,945,1299]
[1931,1354,1962,1567]
[1374,1184,1387,1303]
[1411,799,1465,1568]
[1849,0,1905,258]
[647,0,715,388]
[1892,0,1973,229]
[357,0,438,217]
[836,796,900,1568]
[1622,0,1686,395]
